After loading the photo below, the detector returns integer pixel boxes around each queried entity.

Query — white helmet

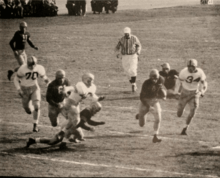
[187,59,198,67]
[27,56,38,66]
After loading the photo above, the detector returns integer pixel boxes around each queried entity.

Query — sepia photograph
[0,0,220,177]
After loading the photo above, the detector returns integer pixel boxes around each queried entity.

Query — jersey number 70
[25,72,39,80]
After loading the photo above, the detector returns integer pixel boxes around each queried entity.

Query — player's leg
[136,101,149,127]
[8,50,26,81]
[26,130,65,148]
[177,89,189,117]
[122,55,132,82]
[182,93,200,135]
[31,86,41,132]
[151,102,162,143]
[48,104,60,127]
[21,86,33,114]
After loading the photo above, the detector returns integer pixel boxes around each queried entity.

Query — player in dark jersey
[46,69,71,127]
[159,63,180,99]
[26,102,105,149]
[8,21,38,81]
[135,69,166,143]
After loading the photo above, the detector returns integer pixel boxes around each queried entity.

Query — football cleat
[135,114,139,120]
[152,134,162,143]
[33,123,39,132]
[26,138,36,148]
[181,127,187,135]
[7,70,14,81]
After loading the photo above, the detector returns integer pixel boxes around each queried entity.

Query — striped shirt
[115,35,141,55]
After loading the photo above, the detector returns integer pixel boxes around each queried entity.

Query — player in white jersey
[53,73,105,146]
[14,56,50,132]
[177,59,208,135]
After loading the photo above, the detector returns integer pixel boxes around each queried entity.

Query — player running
[178,59,208,135]
[14,56,50,132]
[8,21,38,81]
[135,69,167,143]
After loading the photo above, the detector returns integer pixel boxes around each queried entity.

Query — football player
[46,69,71,127]
[178,59,208,135]
[8,21,38,81]
[26,101,105,148]
[159,62,181,99]
[135,69,167,143]
[14,56,50,132]
[58,73,105,140]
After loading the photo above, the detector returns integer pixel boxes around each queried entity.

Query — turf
[0,3,220,177]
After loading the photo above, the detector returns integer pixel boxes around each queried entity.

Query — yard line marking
[0,119,218,145]
[0,152,218,178]
[109,131,218,145]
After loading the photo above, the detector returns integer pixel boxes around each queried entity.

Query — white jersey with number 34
[17,64,46,87]
[179,67,206,91]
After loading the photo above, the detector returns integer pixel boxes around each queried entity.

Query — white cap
[82,73,94,81]
[124,27,131,34]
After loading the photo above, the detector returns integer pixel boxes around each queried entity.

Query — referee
[115,27,142,92]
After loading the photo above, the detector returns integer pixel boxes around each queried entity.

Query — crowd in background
[66,0,118,16]
[0,0,58,18]
[0,0,118,18]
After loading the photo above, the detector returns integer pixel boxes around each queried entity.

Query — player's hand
[14,50,19,56]
[17,89,23,98]
[90,127,95,132]
[34,46,38,50]
[58,103,64,109]
[99,121,105,125]
[98,96,105,101]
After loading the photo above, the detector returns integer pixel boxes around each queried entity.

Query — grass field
[0,1,220,177]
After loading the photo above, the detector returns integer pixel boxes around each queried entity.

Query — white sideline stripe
[0,152,218,178]
[109,131,218,145]
[0,119,218,145]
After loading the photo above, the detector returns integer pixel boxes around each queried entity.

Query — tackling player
[26,101,105,148]
[177,59,207,135]
[159,62,181,99]
[135,69,167,143]
[14,56,50,132]
[8,21,38,81]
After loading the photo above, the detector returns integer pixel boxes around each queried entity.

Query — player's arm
[9,33,16,52]
[14,71,24,97]
[38,66,50,85]
[198,80,208,97]
[27,34,38,50]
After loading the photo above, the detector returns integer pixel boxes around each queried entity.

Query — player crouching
[26,101,105,149]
